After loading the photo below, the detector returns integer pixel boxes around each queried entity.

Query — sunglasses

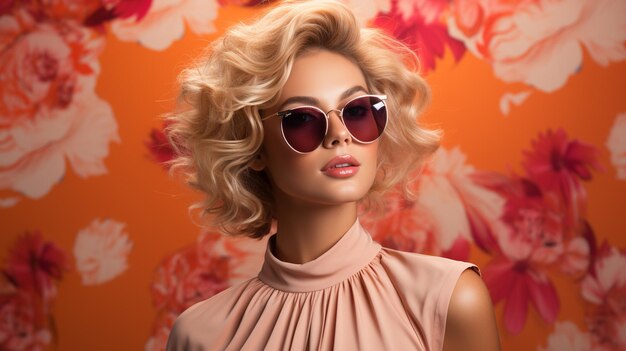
[262,94,388,153]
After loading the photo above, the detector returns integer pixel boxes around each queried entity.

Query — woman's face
[258,49,379,207]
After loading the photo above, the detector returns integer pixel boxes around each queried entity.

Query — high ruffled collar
[258,219,381,293]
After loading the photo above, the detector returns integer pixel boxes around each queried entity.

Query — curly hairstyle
[166,0,440,238]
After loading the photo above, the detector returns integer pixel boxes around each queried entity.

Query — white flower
[74,219,133,285]
[538,321,593,351]
[448,0,626,93]
[0,13,118,204]
[606,112,626,180]
[343,0,391,26]
[581,246,626,305]
[111,0,219,51]
[499,91,532,116]
[417,147,508,251]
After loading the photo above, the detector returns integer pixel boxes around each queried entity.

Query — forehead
[278,49,368,103]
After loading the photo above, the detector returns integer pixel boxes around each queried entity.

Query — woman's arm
[443,269,501,351]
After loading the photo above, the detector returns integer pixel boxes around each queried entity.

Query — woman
[166,1,500,350]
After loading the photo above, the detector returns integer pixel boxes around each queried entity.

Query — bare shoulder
[443,269,501,351]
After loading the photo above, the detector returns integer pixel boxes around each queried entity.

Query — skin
[444,269,502,350]
[256,49,379,264]
[256,49,501,350]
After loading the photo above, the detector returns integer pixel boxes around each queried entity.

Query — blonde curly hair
[166,0,440,238]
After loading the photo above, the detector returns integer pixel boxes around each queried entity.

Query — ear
[249,152,266,172]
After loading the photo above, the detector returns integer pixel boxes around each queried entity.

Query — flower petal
[527,271,560,324]
[503,272,529,334]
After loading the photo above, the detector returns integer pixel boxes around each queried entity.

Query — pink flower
[448,0,626,92]
[582,244,626,350]
[497,179,566,264]
[364,147,506,261]
[486,174,591,268]
[73,218,133,285]
[151,234,230,313]
[0,289,52,351]
[372,0,465,73]
[483,258,559,334]
[522,129,603,223]
[462,130,603,335]
[606,112,626,180]
[474,133,595,272]
[474,176,576,334]
[3,231,69,302]
[110,0,219,51]
[561,237,590,276]
[0,11,119,203]
[582,245,626,324]
[364,207,439,255]
[419,147,507,255]
[538,321,594,351]
[147,230,265,349]
[201,231,266,285]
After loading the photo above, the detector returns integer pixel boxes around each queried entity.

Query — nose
[322,110,352,148]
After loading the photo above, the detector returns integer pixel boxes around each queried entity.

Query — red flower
[483,258,559,335]
[499,179,566,262]
[85,0,153,27]
[113,0,153,20]
[5,0,108,23]
[146,123,176,169]
[4,231,69,302]
[471,176,569,334]
[0,288,52,351]
[372,0,465,73]
[523,129,603,222]
[0,0,15,16]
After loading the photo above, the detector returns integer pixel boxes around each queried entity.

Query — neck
[273,198,358,264]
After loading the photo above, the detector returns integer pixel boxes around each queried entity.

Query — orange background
[2,3,626,350]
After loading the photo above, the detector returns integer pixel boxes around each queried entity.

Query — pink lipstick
[321,155,361,178]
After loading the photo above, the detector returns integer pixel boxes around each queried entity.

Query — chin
[314,187,371,205]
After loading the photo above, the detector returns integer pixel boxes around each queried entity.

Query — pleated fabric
[167,219,477,351]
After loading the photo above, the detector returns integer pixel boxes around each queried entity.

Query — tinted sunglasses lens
[342,96,387,142]
[281,107,327,153]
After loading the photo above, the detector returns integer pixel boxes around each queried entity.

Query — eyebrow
[278,85,369,111]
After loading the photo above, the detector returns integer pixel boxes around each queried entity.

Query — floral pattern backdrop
[1,0,625,350]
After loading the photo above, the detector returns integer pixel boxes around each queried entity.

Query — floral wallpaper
[1,0,625,350]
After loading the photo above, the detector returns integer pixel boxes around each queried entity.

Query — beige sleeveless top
[166,219,477,351]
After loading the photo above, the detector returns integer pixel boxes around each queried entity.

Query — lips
[321,155,361,171]
[321,155,361,178]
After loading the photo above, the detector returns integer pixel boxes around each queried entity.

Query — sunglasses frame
[262,94,388,154]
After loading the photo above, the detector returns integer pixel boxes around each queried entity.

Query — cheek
[261,124,315,182]
[262,125,298,165]
[362,143,380,184]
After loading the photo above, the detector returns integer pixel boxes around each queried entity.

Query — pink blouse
[167,219,477,350]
